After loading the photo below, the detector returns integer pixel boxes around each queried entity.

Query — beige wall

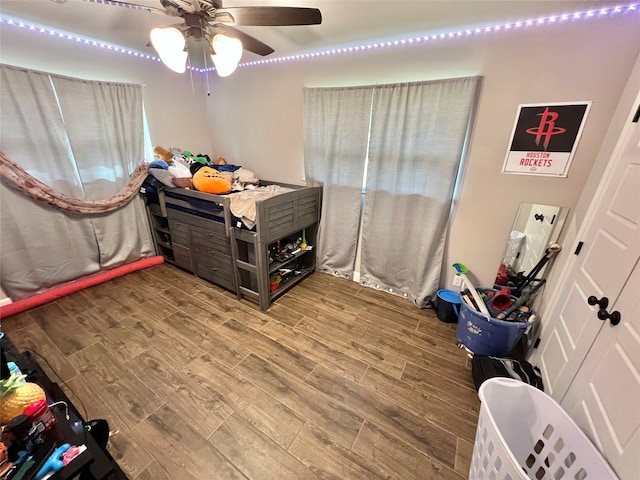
[2,11,639,293]
[204,14,640,288]
[0,26,213,156]
[532,51,640,324]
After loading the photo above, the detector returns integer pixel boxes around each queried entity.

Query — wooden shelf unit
[232,222,318,311]
[230,185,321,311]
[142,189,176,265]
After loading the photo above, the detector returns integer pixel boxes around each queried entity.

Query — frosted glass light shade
[211,34,243,77]
[150,27,188,73]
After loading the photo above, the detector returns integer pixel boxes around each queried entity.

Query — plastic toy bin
[457,288,529,357]
[471,378,618,480]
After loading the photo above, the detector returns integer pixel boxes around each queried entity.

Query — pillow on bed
[168,160,192,178]
[148,161,175,187]
[235,167,258,185]
[231,167,259,191]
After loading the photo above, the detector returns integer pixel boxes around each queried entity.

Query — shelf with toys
[267,231,315,298]
[232,223,318,311]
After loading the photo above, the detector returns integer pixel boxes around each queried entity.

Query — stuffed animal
[192,167,232,194]
[189,157,209,176]
[153,146,174,165]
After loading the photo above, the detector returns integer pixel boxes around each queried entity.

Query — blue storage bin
[456,288,530,357]
[435,289,461,323]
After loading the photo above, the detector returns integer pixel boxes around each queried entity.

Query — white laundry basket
[470,378,618,480]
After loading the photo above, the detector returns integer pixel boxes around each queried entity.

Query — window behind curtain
[303,76,480,306]
[303,87,372,279]
[0,65,154,300]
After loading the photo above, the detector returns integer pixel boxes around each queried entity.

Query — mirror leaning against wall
[495,203,569,291]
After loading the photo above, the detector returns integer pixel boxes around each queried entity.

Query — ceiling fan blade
[159,0,195,15]
[213,7,321,27]
[209,24,274,56]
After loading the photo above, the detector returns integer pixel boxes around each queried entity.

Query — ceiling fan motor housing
[183,12,208,39]
[97,0,322,62]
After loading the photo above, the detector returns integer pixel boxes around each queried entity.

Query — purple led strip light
[1,3,637,74]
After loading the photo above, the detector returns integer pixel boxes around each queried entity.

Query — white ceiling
[0,0,626,63]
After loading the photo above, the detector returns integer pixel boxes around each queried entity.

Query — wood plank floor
[1,264,479,479]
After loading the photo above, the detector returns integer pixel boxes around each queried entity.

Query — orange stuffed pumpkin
[193,166,232,194]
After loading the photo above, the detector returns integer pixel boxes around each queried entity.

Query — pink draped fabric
[0,150,148,214]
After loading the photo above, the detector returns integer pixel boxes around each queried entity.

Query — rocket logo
[525,107,567,150]
[503,102,591,177]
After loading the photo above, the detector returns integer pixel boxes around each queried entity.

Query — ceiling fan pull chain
[203,46,211,96]
[188,56,196,96]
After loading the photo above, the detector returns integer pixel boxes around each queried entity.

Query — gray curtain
[51,76,153,268]
[0,65,153,300]
[303,87,372,279]
[303,76,479,306]
[361,77,480,306]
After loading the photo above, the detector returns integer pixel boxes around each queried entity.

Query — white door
[517,203,561,273]
[536,95,640,401]
[561,261,640,479]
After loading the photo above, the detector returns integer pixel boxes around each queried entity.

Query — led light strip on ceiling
[0,17,162,65]
[244,3,639,70]
[1,3,638,74]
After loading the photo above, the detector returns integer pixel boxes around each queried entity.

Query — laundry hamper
[457,289,530,357]
[470,378,619,480]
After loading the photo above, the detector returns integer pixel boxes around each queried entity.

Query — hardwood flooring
[1,264,479,479]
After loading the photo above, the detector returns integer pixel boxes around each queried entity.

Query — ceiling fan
[87,0,322,75]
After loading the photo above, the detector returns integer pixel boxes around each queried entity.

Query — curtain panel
[51,75,153,268]
[303,87,372,279]
[361,77,480,306]
[303,76,480,306]
[0,64,153,300]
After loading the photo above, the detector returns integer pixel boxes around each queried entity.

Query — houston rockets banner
[502,102,591,177]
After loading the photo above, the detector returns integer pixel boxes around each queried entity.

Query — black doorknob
[597,309,621,326]
[534,213,545,222]
[588,295,609,310]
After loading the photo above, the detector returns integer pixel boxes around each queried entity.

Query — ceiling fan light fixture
[210,54,238,77]
[211,34,243,77]
[150,26,188,73]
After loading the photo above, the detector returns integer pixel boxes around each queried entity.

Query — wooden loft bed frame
[142,181,322,310]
